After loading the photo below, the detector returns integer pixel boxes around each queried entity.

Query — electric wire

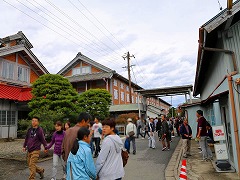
[5,0,124,67]
[26,0,121,59]
[43,0,125,65]
[76,0,128,51]
[66,0,123,57]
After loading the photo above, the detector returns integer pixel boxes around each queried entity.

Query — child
[46,121,66,180]
[67,127,96,180]
[96,119,125,180]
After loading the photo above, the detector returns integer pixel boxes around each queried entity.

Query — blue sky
[0,0,231,106]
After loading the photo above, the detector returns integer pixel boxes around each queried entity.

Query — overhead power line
[76,0,128,51]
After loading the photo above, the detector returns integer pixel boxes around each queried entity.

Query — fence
[116,125,126,135]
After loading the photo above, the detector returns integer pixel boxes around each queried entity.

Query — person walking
[161,115,171,151]
[156,118,162,141]
[126,118,137,154]
[92,117,102,158]
[23,117,47,180]
[45,121,66,180]
[67,127,96,180]
[174,118,180,136]
[180,118,192,158]
[136,117,144,139]
[148,118,156,149]
[96,119,125,180]
[143,119,150,138]
[196,110,213,161]
[62,112,91,162]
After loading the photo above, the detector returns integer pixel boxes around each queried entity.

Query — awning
[0,84,32,101]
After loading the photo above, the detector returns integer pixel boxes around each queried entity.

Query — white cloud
[0,0,230,106]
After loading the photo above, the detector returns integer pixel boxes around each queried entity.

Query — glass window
[126,86,129,91]
[121,92,125,101]
[120,83,124,89]
[114,89,118,100]
[136,97,138,103]
[82,66,91,74]
[113,80,117,86]
[18,66,29,82]
[126,94,130,102]
[73,68,81,75]
[0,111,16,125]
[2,61,14,80]
[132,96,135,103]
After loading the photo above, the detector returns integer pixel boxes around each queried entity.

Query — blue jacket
[67,141,96,180]
[180,124,192,139]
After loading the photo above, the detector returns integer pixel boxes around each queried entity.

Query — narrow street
[1,136,180,180]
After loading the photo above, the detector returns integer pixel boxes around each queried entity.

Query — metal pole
[137,93,141,118]
[171,96,173,118]
[127,52,132,103]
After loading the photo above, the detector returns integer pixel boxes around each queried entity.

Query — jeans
[144,131,150,138]
[137,127,144,138]
[129,136,136,153]
[148,132,156,148]
[182,139,191,156]
[27,150,43,180]
[52,154,66,180]
[90,137,95,154]
[162,135,170,149]
[199,136,213,159]
[93,137,101,156]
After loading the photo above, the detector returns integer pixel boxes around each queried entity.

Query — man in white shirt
[126,118,137,154]
[92,117,102,158]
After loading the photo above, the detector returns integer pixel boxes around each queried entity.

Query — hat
[127,118,132,122]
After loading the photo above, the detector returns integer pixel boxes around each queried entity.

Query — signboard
[212,125,226,141]
[214,143,228,160]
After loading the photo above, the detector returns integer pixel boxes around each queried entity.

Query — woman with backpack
[66,127,96,180]
[96,119,125,180]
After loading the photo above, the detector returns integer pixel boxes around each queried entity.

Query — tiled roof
[0,84,32,101]
[66,72,113,82]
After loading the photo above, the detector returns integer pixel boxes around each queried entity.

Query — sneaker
[183,155,188,158]
[199,151,202,154]
[167,148,170,151]
[172,136,175,138]
[51,178,55,180]
[142,137,145,139]
[162,147,167,151]
[39,169,44,179]
[133,151,136,155]
[152,147,156,149]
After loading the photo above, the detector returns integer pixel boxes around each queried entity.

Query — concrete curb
[165,139,182,180]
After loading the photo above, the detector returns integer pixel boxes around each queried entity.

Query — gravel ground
[0,139,53,161]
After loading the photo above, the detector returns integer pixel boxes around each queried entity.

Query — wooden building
[0,31,48,138]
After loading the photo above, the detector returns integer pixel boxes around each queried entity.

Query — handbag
[128,124,135,137]
[124,138,130,151]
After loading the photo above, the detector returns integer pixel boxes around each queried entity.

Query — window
[120,83,124,89]
[132,96,135,103]
[113,79,118,86]
[136,97,138,103]
[121,92,125,101]
[82,66,91,74]
[131,88,134,93]
[126,94,130,102]
[126,86,129,91]
[73,68,81,75]
[2,61,14,80]
[114,89,118,100]
[18,66,29,82]
[0,111,16,125]
[72,66,91,75]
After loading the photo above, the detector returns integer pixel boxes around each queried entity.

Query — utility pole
[122,52,135,103]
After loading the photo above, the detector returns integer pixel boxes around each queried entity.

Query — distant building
[0,31,48,138]
[58,52,170,118]
[182,1,240,173]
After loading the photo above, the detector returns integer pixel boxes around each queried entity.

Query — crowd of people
[22,110,214,180]
[23,113,124,180]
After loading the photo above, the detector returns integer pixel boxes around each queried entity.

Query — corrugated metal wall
[223,20,240,70]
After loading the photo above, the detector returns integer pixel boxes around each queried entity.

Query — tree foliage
[115,113,138,124]
[78,89,112,120]
[167,107,177,118]
[28,74,80,132]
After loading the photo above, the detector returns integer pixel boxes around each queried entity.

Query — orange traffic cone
[179,159,187,180]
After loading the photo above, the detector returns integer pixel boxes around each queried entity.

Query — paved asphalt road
[1,135,180,180]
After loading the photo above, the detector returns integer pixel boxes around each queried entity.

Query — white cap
[127,118,132,122]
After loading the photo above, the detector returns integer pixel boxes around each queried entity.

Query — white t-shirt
[92,123,102,138]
